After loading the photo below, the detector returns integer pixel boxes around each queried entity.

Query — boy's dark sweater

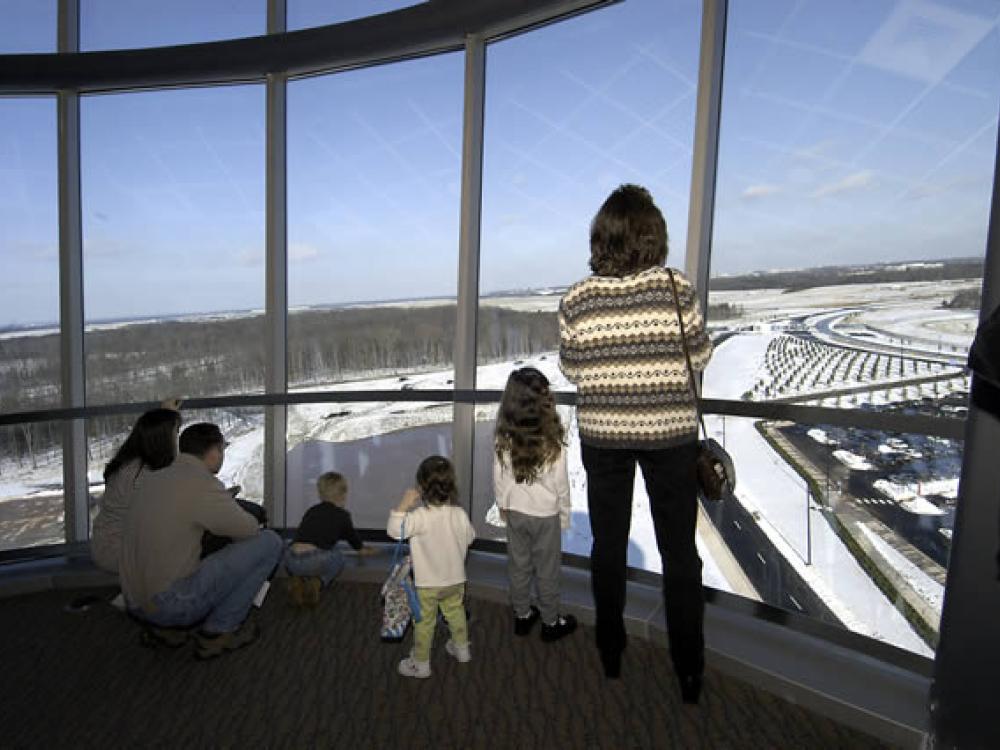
[294,503,363,550]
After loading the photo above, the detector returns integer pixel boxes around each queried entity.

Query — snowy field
[703,332,934,656]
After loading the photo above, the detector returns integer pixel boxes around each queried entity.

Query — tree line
[1,304,559,471]
[710,258,983,293]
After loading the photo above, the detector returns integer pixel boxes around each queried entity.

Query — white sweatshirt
[494,449,571,529]
[387,505,475,588]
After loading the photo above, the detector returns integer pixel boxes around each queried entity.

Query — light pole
[806,485,812,566]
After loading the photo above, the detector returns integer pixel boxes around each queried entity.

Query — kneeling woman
[91,406,181,573]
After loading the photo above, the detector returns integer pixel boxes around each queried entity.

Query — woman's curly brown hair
[589,184,668,277]
[495,367,565,483]
[416,455,458,506]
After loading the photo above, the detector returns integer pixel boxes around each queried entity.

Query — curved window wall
[1,0,997,669]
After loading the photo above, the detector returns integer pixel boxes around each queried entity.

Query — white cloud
[741,184,781,200]
[289,242,320,263]
[811,170,875,198]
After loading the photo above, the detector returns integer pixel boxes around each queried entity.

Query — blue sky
[1,0,999,325]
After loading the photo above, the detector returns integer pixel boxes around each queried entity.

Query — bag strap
[667,268,709,441]
[391,518,407,567]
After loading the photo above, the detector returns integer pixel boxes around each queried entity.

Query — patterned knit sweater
[558,266,713,449]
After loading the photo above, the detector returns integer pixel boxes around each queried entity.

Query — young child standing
[494,367,577,641]
[387,456,476,679]
[286,472,374,607]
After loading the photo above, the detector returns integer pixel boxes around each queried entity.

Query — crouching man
[120,422,282,660]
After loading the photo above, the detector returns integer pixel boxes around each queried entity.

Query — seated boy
[285,472,374,606]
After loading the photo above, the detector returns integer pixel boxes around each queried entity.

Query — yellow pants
[412,583,467,662]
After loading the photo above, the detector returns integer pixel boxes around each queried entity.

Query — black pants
[582,441,705,679]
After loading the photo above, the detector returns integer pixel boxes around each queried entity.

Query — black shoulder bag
[667,268,736,502]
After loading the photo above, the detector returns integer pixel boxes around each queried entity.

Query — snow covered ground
[703,331,934,656]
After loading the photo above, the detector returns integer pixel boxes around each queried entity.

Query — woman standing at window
[558,184,712,704]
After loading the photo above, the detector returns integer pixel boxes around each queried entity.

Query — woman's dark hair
[589,183,668,277]
[416,455,458,507]
[103,408,181,481]
[495,367,565,483]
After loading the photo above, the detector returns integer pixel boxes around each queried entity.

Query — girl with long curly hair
[494,367,576,642]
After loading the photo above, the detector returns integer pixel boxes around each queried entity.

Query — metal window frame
[685,0,726,309]
[264,0,288,528]
[452,34,486,510]
[57,0,87,544]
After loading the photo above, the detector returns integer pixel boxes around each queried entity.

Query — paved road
[809,310,966,367]
[701,497,842,626]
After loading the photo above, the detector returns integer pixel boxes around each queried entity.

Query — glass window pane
[81,86,265,406]
[288,0,426,31]
[287,54,462,391]
[1,421,65,552]
[477,0,703,385]
[287,399,454,530]
[81,0,264,51]
[0,98,60,414]
[0,0,56,53]
[705,0,1000,418]
[696,413,946,658]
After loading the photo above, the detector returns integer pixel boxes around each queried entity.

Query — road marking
[733,520,742,531]
[787,594,804,612]
[756,552,767,565]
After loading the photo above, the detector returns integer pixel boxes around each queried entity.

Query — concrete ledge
[1,547,928,748]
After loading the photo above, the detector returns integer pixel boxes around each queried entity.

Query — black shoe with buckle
[540,613,577,643]
[514,606,540,636]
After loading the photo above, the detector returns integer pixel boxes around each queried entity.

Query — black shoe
[514,606,540,636]
[600,648,622,679]
[540,614,577,643]
[679,674,702,705]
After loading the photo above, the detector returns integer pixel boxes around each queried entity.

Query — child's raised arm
[386,488,423,539]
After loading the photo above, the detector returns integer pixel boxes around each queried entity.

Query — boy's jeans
[139,530,283,634]
[284,545,346,587]
[412,583,467,662]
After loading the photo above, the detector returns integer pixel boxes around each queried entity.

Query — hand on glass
[397,487,421,512]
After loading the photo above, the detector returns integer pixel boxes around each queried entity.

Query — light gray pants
[506,510,562,625]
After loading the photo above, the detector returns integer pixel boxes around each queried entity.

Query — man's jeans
[141,530,283,634]
[284,545,345,587]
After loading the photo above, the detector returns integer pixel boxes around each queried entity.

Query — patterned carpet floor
[0,581,895,749]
